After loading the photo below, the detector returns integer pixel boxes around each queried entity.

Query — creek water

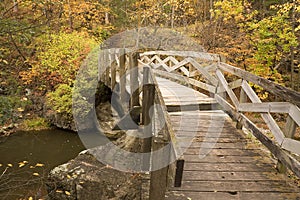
[0,129,86,199]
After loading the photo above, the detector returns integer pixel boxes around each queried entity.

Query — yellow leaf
[17,107,24,112]
[7,164,13,167]
[35,163,44,167]
[28,197,33,200]
[33,172,39,176]
[19,163,25,168]
[65,191,71,196]
[56,190,63,193]
[18,161,28,167]
[0,164,2,167]
[67,174,71,179]
[30,166,35,168]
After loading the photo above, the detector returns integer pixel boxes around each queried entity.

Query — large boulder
[47,151,142,200]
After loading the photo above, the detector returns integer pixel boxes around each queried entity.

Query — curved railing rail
[139,50,300,178]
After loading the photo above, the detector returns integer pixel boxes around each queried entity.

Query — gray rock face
[47,152,142,200]
[102,27,206,52]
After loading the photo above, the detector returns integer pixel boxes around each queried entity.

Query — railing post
[119,48,126,107]
[149,137,169,200]
[110,50,116,90]
[142,66,155,171]
[284,116,297,139]
[130,52,140,109]
[237,87,247,129]
[277,115,297,173]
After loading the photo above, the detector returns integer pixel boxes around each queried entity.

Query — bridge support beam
[141,82,155,171]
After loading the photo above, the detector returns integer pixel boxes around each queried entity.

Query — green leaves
[21,31,98,90]
[247,2,298,71]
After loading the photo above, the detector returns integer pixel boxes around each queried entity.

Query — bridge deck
[155,78,300,200]
[156,77,218,111]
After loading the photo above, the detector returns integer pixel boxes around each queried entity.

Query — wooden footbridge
[98,49,300,199]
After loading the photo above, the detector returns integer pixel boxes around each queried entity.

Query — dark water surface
[0,129,86,199]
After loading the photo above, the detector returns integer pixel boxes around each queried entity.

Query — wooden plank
[216,69,239,108]
[154,69,188,85]
[110,52,117,89]
[214,92,300,178]
[215,94,236,114]
[289,104,300,126]
[237,87,247,129]
[181,154,265,163]
[217,79,243,93]
[149,55,171,72]
[180,142,247,149]
[141,83,155,171]
[119,48,126,106]
[204,63,218,72]
[188,58,219,86]
[238,102,291,113]
[140,50,221,61]
[281,138,300,155]
[149,138,169,200]
[284,115,297,138]
[149,70,183,159]
[183,162,273,172]
[219,62,300,107]
[242,80,285,144]
[240,113,300,178]
[240,87,247,103]
[129,52,140,108]
[166,191,300,200]
[183,148,260,157]
[182,171,283,181]
[170,180,299,192]
[188,78,216,93]
[169,58,189,72]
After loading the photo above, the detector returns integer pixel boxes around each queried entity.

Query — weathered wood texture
[165,111,300,200]
[155,76,300,199]
[219,63,300,107]
[141,83,155,171]
[98,49,300,200]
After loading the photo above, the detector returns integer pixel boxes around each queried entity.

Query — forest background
[0,0,299,131]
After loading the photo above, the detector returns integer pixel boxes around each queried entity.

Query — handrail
[218,62,300,107]
[99,48,300,197]
[98,48,184,200]
[143,66,184,199]
[139,50,300,179]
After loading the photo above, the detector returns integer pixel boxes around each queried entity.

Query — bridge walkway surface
[155,77,300,200]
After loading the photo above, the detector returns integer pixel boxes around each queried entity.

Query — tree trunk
[171,5,174,28]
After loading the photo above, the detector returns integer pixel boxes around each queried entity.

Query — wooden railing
[98,48,184,200]
[99,48,300,198]
[139,50,300,178]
